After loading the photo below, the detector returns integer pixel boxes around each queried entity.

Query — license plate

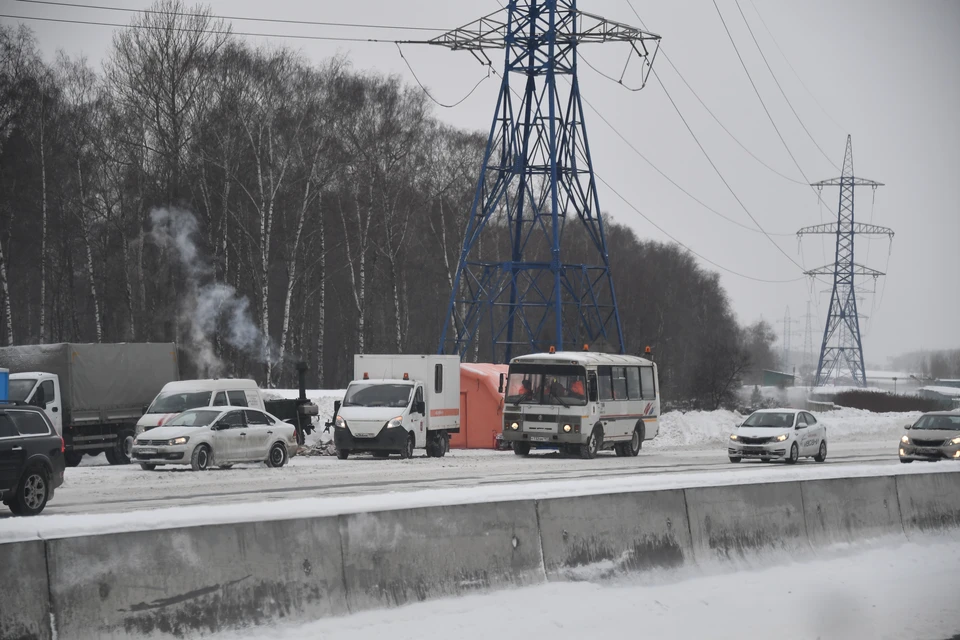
[138,447,157,455]
[917,447,939,455]
[530,436,549,442]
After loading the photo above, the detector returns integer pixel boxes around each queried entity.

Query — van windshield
[8,379,37,403]
[505,365,587,406]
[165,410,221,427]
[342,383,412,408]
[147,391,212,414]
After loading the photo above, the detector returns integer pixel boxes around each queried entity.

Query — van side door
[410,386,425,446]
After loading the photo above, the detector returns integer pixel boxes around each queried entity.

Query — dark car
[0,402,65,515]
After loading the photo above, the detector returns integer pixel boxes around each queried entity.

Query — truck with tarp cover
[0,343,179,466]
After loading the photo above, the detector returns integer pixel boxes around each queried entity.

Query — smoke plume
[150,207,274,377]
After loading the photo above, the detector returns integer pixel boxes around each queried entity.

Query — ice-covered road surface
[14,440,905,517]
[221,536,960,640]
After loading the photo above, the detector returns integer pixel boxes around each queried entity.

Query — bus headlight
[510,422,520,431]
[563,424,572,433]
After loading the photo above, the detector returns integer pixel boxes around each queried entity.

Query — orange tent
[451,363,508,449]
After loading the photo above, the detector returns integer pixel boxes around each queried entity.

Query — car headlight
[901,435,910,444]
[387,416,403,429]
[168,436,189,446]
[335,415,347,429]
[729,434,738,441]
[510,422,520,431]
[563,424,572,433]
[949,437,960,446]
[775,434,789,442]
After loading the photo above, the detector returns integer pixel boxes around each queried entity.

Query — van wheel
[729,456,741,463]
[786,442,799,465]
[191,445,212,471]
[426,433,450,458]
[140,463,157,471]
[399,433,416,459]
[12,467,49,516]
[336,449,350,460]
[64,452,83,467]
[513,441,531,456]
[267,442,288,468]
[580,426,602,460]
[814,441,827,463]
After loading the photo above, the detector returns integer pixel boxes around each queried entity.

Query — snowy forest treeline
[0,3,779,407]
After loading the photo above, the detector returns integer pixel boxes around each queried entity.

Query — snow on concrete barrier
[45,517,347,640]
[684,482,809,563]
[537,490,691,580]
[339,500,543,612]
[800,476,904,545]
[896,472,960,534]
[0,540,51,640]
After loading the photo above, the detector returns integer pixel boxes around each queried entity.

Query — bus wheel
[627,425,643,457]
[580,426,602,460]
[513,441,531,456]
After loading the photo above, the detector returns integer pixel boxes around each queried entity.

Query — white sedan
[132,407,298,471]
[728,408,827,464]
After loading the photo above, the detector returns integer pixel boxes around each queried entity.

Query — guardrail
[3,471,959,640]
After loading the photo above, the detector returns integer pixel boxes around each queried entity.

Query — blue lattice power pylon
[430,2,660,363]
[797,136,894,387]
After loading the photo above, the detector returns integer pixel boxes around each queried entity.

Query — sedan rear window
[8,411,50,436]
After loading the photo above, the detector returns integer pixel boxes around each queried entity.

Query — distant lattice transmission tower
[430,1,661,362]
[777,306,800,371]
[797,136,894,387]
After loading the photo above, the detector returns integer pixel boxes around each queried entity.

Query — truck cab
[8,373,63,435]
[333,354,460,459]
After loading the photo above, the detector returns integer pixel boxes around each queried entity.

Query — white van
[333,354,460,459]
[136,379,265,435]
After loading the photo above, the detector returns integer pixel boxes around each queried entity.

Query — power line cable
[622,1,806,186]
[11,0,447,32]
[396,43,491,109]
[734,0,839,171]
[0,12,427,44]
[747,0,847,135]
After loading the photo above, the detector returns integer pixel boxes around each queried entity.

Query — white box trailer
[333,354,460,459]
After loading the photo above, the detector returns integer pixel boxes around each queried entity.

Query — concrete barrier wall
[800,476,904,545]
[685,482,809,563]
[537,490,691,580]
[897,472,960,534]
[6,470,960,638]
[0,540,51,640]
[339,500,543,612]
[46,517,347,640]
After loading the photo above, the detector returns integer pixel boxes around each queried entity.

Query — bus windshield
[505,365,587,407]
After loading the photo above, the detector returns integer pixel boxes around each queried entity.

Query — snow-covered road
[221,536,960,640]
[12,440,903,518]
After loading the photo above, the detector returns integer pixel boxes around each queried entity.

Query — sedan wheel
[814,440,827,463]
[191,445,212,471]
[267,443,288,468]
[786,442,799,465]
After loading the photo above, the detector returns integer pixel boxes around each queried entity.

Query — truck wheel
[426,433,450,458]
[12,467,49,516]
[108,430,135,465]
[191,445,212,471]
[399,433,415,459]
[513,441,531,456]
[267,442,288,468]
[64,452,83,468]
[580,426,602,459]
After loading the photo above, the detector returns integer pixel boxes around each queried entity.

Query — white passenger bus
[500,350,660,459]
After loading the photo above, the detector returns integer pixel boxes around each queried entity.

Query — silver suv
[899,411,960,463]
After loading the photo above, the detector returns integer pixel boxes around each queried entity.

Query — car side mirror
[499,373,505,394]
[903,424,912,430]
[333,400,341,416]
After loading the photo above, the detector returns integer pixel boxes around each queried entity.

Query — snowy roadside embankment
[221,537,960,640]
[651,406,919,450]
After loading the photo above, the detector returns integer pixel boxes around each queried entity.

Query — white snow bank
[2,460,956,544]
[222,537,960,640]
[651,407,920,450]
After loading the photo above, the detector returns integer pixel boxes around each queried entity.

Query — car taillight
[60,437,65,453]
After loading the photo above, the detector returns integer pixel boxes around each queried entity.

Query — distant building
[934,379,960,390]
[762,369,795,388]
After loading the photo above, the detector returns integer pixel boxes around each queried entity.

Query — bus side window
[598,367,614,401]
[626,367,642,400]
[588,372,599,402]
[612,367,627,400]
[640,367,656,400]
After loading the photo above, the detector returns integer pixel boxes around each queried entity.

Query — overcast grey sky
[4,0,958,366]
